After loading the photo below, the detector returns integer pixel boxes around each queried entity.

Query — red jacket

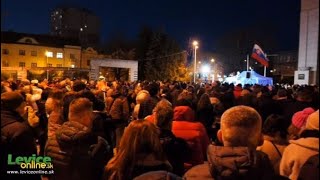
[233,86,243,99]
[172,106,210,167]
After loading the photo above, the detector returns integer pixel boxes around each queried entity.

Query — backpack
[298,154,319,180]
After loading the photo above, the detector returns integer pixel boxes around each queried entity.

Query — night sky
[1,0,301,52]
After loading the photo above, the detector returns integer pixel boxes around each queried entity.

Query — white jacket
[279,137,319,180]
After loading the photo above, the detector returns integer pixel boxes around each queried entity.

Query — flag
[251,44,269,67]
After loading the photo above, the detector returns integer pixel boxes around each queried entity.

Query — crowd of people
[1,77,319,180]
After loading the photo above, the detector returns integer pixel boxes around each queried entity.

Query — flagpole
[246,54,249,71]
[264,53,267,77]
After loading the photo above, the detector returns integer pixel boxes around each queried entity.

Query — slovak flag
[251,44,269,67]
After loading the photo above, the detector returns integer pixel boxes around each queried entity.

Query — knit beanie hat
[291,107,315,129]
[1,91,24,110]
[305,110,319,131]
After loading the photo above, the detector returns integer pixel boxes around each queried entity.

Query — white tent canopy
[224,71,273,86]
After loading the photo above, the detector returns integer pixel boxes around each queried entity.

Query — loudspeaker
[246,72,251,78]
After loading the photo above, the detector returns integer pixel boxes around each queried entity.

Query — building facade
[270,51,298,83]
[50,7,101,48]
[295,0,319,85]
[1,31,81,80]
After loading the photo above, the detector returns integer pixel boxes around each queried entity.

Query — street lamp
[45,51,50,80]
[211,58,215,63]
[193,41,198,83]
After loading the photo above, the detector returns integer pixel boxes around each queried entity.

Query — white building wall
[90,59,138,82]
[295,0,319,85]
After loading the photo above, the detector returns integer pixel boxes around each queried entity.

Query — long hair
[197,93,211,110]
[105,120,164,180]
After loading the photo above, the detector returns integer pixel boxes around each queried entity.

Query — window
[56,64,62,67]
[87,60,90,66]
[19,62,25,67]
[56,52,63,58]
[31,51,37,56]
[47,63,52,67]
[70,54,75,59]
[2,49,9,54]
[19,50,26,56]
[46,51,53,57]
[31,63,37,67]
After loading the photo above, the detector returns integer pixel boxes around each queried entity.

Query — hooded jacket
[172,106,209,167]
[45,121,110,180]
[280,137,319,180]
[184,144,276,180]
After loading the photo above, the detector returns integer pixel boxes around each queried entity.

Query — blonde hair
[68,98,93,126]
[105,120,164,180]
[221,105,262,148]
[154,99,173,130]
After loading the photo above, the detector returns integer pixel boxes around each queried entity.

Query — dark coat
[160,129,190,176]
[1,110,40,180]
[45,121,111,180]
[133,170,183,180]
[184,144,278,180]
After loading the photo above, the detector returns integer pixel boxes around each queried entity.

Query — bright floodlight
[201,65,210,74]
[193,41,198,46]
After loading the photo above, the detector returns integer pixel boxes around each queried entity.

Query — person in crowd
[108,85,130,148]
[256,86,278,123]
[282,87,315,128]
[138,82,160,119]
[132,89,150,120]
[287,107,315,140]
[1,91,41,180]
[45,98,111,180]
[172,98,209,169]
[147,99,190,176]
[273,88,293,115]
[233,83,243,100]
[196,93,215,137]
[257,114,289,174]
[280,110,319,180]
[104,120,172,180]
[45,89,65,139]
[184,105,278,180]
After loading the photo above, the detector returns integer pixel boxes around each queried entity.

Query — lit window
[56,11,59,15]
[57,52,63,58]
[80,28,83,31]
[31,51,37,56]
[19,62,25,67]
[2,49,9,55]
[84,25,87,28]
[60,15,62,18]
[31,63,37,67]
[56,64,62,67]
[46,51,53,57]
[48,63,52,67]
[19,50,26,56]
[55,26,58,30]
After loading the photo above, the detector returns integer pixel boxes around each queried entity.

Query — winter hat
[305,110,319,131]
[240,89,250,96]
[291,107,315,129]
[1,91,24,110]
